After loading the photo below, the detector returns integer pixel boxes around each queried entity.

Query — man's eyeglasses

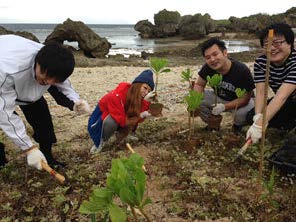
[263,39,286,49]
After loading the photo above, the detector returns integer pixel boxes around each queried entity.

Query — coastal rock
[134,20,155,38]
[45,18,111,58]
[0,26,39,42]
[178,14,208,39]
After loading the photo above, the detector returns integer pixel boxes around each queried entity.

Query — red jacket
[99,82,150,128]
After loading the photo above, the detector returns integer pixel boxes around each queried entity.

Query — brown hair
[125,83,143,118]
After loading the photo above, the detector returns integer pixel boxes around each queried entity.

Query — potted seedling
[206,73,223,130]
[79,153,152,222]
[149,57,170,116]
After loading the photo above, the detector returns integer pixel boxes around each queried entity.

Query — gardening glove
[27,148,47,170]
[140,111,151,119]
[246,123,262,144]
[211,103,225,115]
[144,91,156,102]
[73,99,90,115]
[253,113,263,122]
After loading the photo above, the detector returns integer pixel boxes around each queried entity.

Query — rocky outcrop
[134,9,214,40]
[134,20,155,38]
[0,26,39,42]
[45,18,111,58]
[135,9,181,38]
[178,14,207,39]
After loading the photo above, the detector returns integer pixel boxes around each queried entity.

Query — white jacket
[0,34,79,150]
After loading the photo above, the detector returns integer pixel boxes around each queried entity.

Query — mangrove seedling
[233,88,247,124]
[181,68,194,89]
[79,153,152,222]
[206,73,222,107]
[184,90,204,140]
[149,57,170,98]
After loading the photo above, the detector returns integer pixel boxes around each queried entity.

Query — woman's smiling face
[264,35,291,66]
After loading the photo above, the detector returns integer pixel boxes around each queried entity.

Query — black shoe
[232,124,242,135]
[47,159,67,169]
[0,143,8,168]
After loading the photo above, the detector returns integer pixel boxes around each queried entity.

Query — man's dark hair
[35,43,75,82]
[201,37,227,56]
[259,23,295,50]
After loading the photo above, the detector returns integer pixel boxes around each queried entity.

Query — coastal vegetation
[0,66,294,221]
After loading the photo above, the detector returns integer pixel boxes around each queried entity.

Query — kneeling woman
[88,70,155,153]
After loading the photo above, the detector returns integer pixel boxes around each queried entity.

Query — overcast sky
[0,0,295,24]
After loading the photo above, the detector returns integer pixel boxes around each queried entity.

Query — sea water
[0,23,255,57]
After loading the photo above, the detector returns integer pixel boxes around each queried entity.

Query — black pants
[247,97,296,130]
[19,96,57,162]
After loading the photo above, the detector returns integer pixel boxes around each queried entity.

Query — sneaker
[90,143,103,154]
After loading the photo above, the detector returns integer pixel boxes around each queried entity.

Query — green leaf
[119,187,138,206]
[109,203,127,222]
[181,68,193,82]
[207,74,222,88]
[235,88,247,98]
[79,199,107,214]
[160,68,171,73]
[184,90,204,111]
[150,57,168,74]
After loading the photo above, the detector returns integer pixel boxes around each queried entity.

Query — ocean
[0,23,254,57]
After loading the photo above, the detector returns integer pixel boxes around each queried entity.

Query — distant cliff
[135,7,296,39]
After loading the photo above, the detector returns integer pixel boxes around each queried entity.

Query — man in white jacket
[0,35,90,170]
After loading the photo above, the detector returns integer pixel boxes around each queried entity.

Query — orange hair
[125,83,143,118]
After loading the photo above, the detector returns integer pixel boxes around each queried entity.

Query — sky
[0,0,295,24]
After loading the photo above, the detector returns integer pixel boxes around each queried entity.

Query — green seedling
[233,88,247,124]
[149,57,170,98]
[260,167,279,210]
[184,90,204,139]
[181,68,194,89]
[79,153,152,222]
[206,74,222,106]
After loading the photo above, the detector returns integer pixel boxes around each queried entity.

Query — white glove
[73,99,90,114]
[246,123,262,144]
[144,91,156,102]
[211,103,225,115]
[27,149,47,170]
[253,113,263,122]
[140,111,151,118]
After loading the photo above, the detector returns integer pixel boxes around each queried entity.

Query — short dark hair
[35,43,75,82]
[259,23,295,49]
[201,37,227,56]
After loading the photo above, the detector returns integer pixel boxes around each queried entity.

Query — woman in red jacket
[88,70,155,153]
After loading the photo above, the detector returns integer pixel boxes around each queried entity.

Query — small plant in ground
[206,74,222,107]
[149,57,170,98]
[184,90,203,140]
[79,153,152,222]
[181,68,194,89]
[233,88,247,123]
[260,167,279,210]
